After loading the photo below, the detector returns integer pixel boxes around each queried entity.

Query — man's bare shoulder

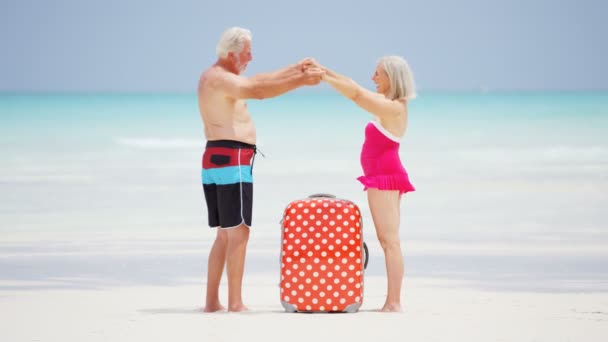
[200,65,245,92]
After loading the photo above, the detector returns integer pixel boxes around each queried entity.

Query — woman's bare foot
[380,303,402,312]
[202,303,226,313]
[228,304,249,312]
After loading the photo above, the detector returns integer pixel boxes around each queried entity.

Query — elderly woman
[316,56,416,312]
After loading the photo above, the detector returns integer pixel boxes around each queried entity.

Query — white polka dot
[334,265,340,271]
[296,227,302,232]
[342,258,348,264]
[330,208,335,213]
[327,285,333,290]
[322,227,328,232]
[288,233,294,239]
[356,234,361,239]
[319,292,325,297]
[301,245,307,250]
[297,215,302,220]
[348,278,354,283]
[356,258,361,264]
[306,305,312,311]
[293,251,300,257]
[341,271,347,277]
[311,203,316,208]
[320,279,326,284]
[290,209,296,214]
[334,278,340,284]
[303,221,308,226]
[285,270,291,275]
[341,284,347,290]
[284,296,290,301]
[297,203,303,208]
[320,265,326,271]
[298,284,304,290]
[312,285,319,290]
[307,251,313,257]
[320,306,325,311]
[292,277,298,283]
[298,297,304,303]
[314,245,320,250]
[350,215,355,221]
[300,258,306,263]
[316,221,321,226]
[349,240,355,245]
[349,252,355,257]
[327,272,333,278]
[285,283,291,288]
[333,291,339,297]
[306,265,312,271]
[323,203,329,208]
[287,245,293,250]
[312,298,318,304]
[304,209,309,214]
[337,215,342,220]
[343,208,349,214]
[309,215,315,220]
[314,258,320,264]
[340,298,346,304]
[306,278,312,284]
[329,233,335,238]
[322,239,327,245]
[350,227,355,233]
[335,252,341,257]
[356,246,361,251]
[309,227,315,232]
[299,271,305,277]
[343,233,348,239]
[348,291,354,296]
[315,233,321,238]
[336,203,342,207]
[292,264,298,269]
[356,271,361,276]
[333,306,339,311]
[342,246,348,251]
[349,265,355,270]
[326,298,332,305]
[356,283,361,288]
[313,272,319,277]
[329,221,335,226]
[328,258,334,264]
[335,239,341,245]
[328,245,334,251]
[336,227,342,232]
[305,291,311,297]
[321,251,327,257]
[317,209,322,214]
[294,239,300,244]
[355,296,361,302]
[291,290,297,296]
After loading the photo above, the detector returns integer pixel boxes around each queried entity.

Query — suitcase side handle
[363,242,369,269]
[308,193,336,198]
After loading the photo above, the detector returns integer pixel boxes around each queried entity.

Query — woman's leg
[367,188,403,312]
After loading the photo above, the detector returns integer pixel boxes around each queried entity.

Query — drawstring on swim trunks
[251,146,265,174]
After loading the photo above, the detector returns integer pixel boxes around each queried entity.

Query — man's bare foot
[202,303,226,312]
[380,303,402,312]
[228,304,249,312]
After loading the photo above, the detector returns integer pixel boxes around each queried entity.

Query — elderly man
[197,26,323,312]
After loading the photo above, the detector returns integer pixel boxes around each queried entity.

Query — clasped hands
[297,58,327,86]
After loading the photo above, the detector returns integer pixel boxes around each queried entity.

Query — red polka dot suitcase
[279,194,368,313]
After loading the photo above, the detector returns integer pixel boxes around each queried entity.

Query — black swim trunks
[201,140,256,229]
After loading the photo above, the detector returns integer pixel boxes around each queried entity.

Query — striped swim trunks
[201,140,256,229]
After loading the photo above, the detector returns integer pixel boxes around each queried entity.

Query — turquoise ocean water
[1,91,607,291]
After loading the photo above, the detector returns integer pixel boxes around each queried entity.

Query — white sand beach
[1,273,607,342]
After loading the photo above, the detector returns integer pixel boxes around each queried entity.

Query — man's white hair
[378,56,417,101]
[216,27,252,59]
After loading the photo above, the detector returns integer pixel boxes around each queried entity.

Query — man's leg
[225,224,250,312]
[204,229,228,312]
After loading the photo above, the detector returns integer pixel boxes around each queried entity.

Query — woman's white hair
[378,56,417,101]
[216,27,252,59]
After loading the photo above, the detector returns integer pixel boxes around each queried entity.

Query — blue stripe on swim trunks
[201,166,253,185]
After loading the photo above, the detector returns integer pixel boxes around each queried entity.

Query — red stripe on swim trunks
[202,147,254,169]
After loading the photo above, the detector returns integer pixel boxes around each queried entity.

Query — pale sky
[1,0,607,92]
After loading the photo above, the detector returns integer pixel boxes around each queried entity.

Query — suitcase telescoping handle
[308,193,336,199]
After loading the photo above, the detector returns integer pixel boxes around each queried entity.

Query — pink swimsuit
[357,120,415,195]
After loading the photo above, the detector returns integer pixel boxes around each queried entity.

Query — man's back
[198,65,256,145]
